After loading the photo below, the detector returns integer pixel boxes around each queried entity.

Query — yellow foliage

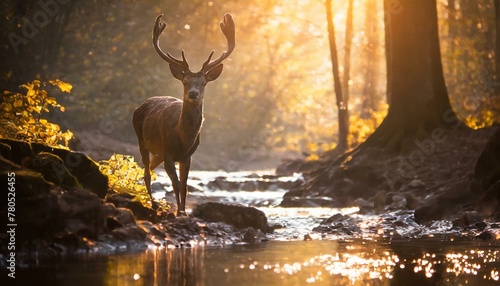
[349,106,388,146]
[98,154,169,210]
[0,80,74,148]
[464,110,495,130]
[49,79,73,93]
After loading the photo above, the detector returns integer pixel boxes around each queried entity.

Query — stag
[133,14,235,216]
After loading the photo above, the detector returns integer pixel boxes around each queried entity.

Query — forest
[2,0,496,169]
[1,0,500,284]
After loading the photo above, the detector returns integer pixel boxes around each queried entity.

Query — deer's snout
[188,90,200,99]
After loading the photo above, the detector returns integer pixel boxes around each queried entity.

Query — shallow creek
[13,170,500,285]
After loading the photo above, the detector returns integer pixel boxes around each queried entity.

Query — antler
[200,14,235,73]
[153,14,190,72]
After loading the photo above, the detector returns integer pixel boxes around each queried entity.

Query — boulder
[0,138,108,198]
[192,202,271,233]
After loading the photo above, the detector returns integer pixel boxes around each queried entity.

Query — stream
[8,170,500,285]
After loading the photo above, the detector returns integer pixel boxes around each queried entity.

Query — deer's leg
[163,159,182,216]
[138,142,157,208]
[178,156,191,216]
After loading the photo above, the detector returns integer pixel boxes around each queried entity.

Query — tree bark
[341,0,354,137]
[361,0,380,121]
[362,0,464,152]
[495,0,500,96]
[326,0,348,151]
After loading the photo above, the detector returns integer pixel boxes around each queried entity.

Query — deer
[132,14,235,216]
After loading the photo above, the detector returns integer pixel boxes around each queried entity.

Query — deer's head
[153,14,235,104]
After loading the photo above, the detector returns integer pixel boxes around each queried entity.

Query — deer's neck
[178,101,204,146]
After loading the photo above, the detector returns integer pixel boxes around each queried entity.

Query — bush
[99,154,169,210]
[0,79,73,148]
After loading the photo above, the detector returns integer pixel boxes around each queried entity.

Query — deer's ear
[205,64,223,82]
[169,64,185,81]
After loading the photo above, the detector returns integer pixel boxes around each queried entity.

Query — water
[7,170,500,285]
[12,239,500,285]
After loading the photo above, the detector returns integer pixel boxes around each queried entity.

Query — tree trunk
[495,0,500,96]
[361,0,380,121]
[326,0,348,151]
[362,0,464,153]
[341,0,354,137]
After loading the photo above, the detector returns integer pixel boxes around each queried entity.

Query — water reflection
[26,239,497,285]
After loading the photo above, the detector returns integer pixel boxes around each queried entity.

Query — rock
[0,168,52,198]
[192,202,271,233]
[112,225,148,241]
[280,196,339,208]
[31,152,81,190]
[475,181,500,219]
[105,193,157,221]
[452,211,483,228]
[408,179,426,188]
[15,192,62,241]
[474,128,500,190]
[414,178,471,223]
[138,220,167,239]
[473,128,500,219]
[0,138,109,198]
[242,227,266,244]
[110,208,138,227]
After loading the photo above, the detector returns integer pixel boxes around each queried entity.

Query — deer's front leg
[178,157,191,217]
[163,159,181,215]
[139,142,158,209]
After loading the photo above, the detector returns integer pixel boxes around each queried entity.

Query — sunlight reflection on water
[52,239,498,286]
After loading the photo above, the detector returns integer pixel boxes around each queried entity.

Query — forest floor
[278,126,499,221]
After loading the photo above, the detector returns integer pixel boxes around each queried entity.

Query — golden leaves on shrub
[0,80,74,148]
[99,154,169,210]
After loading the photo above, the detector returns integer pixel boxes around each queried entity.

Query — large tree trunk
[340,0,354,144]
[361,0,380,121]
[326,0,349,151]
[495,0,500,96]
[362,0,464,152]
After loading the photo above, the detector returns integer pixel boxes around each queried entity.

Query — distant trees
[1,0,497,168]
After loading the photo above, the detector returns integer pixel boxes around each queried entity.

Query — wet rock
[64,219,97,239]
[476,181,500,219]
[0,168,52,198]
[280,196,339,208]
[111,208,138,227]
[453,211,483,228]
[31,152,81,190]
[242,227,266,244]
[112,225,148,241]
[15,192,62,241]
[276,158,322,176]
[477,230,497,240]
[408,179,426,189]
[206,176,239,190]
[138,220,167,239]
[240,181,258,191]
[205,174,300,192]
[473,127,500,190]
[0,138,108,198]
[59,188,101,218]
[192,202,271,233]
[414,178,471,223]
[105,193,157,221]
[162,216,203,243]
